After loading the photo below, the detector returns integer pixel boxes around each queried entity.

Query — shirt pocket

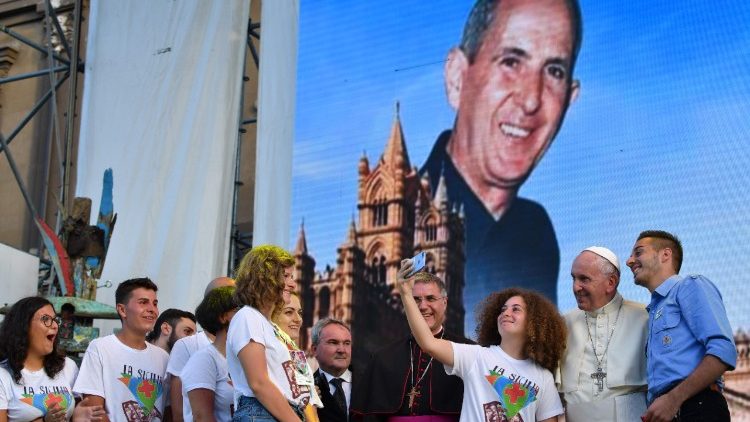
[653,311,680,348]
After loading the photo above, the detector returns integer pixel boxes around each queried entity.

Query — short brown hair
[413,272,447,296]
[475,288,566,373]
[234,245,295,312]
[115,277,158,305]
[637,230,683,273]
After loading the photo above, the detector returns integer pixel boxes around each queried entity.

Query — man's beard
[167,330,179,352]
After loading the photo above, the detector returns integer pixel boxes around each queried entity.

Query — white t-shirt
[167,331,211,422]
[226,306,315,407]
[166,332,211,378]
[73,334,170,422]
[181,345,234,422]
[0,357,78,421]
[446,343,563,422]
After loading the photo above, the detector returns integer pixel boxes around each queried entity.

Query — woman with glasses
[0,296,104,422]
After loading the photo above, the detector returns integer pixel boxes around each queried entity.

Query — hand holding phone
[407,251,426,277]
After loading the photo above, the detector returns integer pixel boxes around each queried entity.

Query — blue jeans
[233,396,276,421]
[233,396,306,421]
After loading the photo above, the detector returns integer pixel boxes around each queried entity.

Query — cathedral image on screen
[293,107,466,364]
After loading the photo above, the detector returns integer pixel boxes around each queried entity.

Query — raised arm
[396,259,455,366]
[237,342,302,422]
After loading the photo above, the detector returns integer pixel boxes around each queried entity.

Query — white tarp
[75,0,251,316]
[0,242,39,311]
[252,0,298,246]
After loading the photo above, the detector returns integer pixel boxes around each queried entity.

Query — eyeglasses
[413,295,445,305]
[39,315,62,327]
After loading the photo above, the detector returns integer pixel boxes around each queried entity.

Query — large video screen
[291,0,749,413]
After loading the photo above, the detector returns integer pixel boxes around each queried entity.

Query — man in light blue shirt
[627,230,736,422]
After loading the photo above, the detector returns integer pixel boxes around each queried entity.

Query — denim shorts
[233,396,306,422]
[233,396,276,421]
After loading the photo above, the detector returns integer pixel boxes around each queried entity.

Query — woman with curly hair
[0,296,104,422]
[397,260,566,422]
[227,245,319,421]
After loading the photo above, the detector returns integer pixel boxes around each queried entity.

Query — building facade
[727,330,750,421]
[293,107,466,364]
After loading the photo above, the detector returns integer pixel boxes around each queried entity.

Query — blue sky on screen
[291,1,750,332]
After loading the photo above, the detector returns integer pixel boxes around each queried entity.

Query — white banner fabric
[252,0,298,246]
[75,0,251,315]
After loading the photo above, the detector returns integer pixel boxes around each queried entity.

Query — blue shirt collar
[655,274,681,296]
[647,274,681,311]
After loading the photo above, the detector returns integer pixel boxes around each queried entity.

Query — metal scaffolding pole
[228,15,260,271]
[0,0,85,268]
[60,0,83,218]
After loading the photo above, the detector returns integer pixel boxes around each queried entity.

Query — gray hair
[311,317,351,346]
[592,254,620,286]
[414,272,448,297]
[459,0,583,74]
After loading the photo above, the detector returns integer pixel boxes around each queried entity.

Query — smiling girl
[397,260,567,422]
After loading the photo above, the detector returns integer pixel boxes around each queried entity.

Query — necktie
[330,377,347,412]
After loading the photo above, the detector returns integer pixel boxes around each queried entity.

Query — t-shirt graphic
[20,388,73,416]
[273,324,315,404]
[485,368,538,420]
[118,371,164,420]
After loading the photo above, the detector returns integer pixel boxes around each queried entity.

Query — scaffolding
[1,0,260,287]
[0,0,84,294]
[0,0,82,225]
[229,15,261,271]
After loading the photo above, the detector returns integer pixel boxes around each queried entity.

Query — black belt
[656,381,721,399]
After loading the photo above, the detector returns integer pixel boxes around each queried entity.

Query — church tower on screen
[294,104,466,364]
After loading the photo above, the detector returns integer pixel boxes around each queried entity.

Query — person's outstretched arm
[397,259,454,366]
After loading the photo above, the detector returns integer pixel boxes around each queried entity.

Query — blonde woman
[227,245,319,421]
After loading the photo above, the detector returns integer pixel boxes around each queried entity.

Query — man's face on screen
[447,0,579,189]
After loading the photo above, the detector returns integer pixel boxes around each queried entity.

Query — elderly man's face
[571,252,616,312]
[446,0,579,189]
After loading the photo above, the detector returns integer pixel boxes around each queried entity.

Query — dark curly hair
[0,296,66,383]
[233,245,294,312]
[475,288,566,373]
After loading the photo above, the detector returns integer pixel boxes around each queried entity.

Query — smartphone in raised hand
[407,251,426,277]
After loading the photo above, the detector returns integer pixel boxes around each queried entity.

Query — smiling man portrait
[421,0,583,315]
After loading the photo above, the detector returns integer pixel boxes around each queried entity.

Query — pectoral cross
[407,386,421,409]
[591,367,606,392]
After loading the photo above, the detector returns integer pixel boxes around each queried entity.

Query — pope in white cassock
[557,246,649,421]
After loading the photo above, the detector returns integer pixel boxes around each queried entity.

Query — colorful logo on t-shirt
[485,368,538,419]
[118,372,164,416]
[20,390,72,415]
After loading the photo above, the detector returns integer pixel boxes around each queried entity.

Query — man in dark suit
[350,272,471,421]
[313,317,353,422]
